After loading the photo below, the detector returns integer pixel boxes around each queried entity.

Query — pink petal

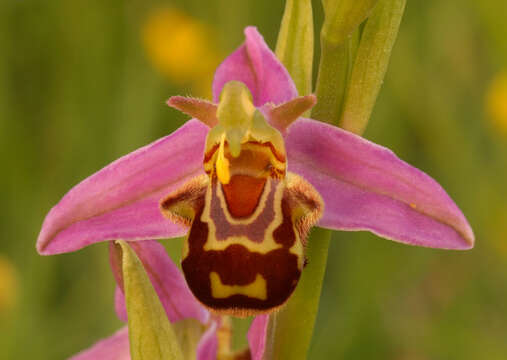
[248,315,269,360]
[110,240,209,324]
[212,26,297,107]
[37,120,208,255]
[69,326,130,360]
[114,286,128,322]
[196,320,218,360]
[285,118,474,249]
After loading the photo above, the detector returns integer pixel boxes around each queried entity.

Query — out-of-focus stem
[312,0,378,124]
[275,0,314,96]
[312,40,350,124]
[264,228,331,360]
[339,0,406,134]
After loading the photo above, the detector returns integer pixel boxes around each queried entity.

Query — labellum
[161,81,323,316]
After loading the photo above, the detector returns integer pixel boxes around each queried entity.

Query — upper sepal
[213,27,298,107]
[285,118,474,249]
[37,120,208,255]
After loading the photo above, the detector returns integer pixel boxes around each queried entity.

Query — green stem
[312,0,379,124]
[275,0,314,96]
[264,228,331,360]
[312,39,350,123]
[339,0,406,134]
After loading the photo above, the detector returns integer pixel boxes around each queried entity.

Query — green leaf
[117,240,183,360]
[275,0,314,96]
[339,0,407,134]
[263,228,331,360]
[312,0,379,124]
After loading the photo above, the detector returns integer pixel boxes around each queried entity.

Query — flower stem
[263,228,331,360]
[312,0,379,124]
[275,0,314,96]
[311,40,350,124]
[339,0,406,134]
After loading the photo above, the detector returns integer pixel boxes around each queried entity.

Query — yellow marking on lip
[216,134,231,184]
[182,237,190,259]
[288,229,304,270]
[204,235,283,254]
[210,272,267,300]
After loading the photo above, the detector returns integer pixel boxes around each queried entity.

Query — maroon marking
[210,178,277,243]
[204,141,286,164]
[182,189,301,313]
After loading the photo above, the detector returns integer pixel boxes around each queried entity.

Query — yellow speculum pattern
[210,272,268,300]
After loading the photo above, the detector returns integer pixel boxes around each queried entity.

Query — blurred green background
[1,0,507,359]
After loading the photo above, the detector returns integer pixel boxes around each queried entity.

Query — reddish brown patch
[222,175,266,218]
[182,192,301,314]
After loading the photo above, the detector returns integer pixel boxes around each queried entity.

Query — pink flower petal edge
[69,326,130,360]
[212,26,297,107]
[37,120,208,255]
[110,240,209,324]
[285,118,474,249]
[248,314,269,360]
[196,320,218,360]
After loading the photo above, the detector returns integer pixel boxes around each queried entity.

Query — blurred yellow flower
[142,8,221,97]
[485,70,507,136]
[0,255,18,313]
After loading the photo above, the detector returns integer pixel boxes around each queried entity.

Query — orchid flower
[69,239,268,360]
[37,26,473,318]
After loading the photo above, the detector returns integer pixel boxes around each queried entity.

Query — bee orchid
[37,27,474,317]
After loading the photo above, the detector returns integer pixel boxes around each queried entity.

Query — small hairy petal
[69,326,130,360]
[167,96,218,127]
[37,120,208,255]
[196,320,218,360]
[212,26,297,107]
[111,240,209,324]
[285,118,474,249]
[264,95,317,133]
[248,315,269,360]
